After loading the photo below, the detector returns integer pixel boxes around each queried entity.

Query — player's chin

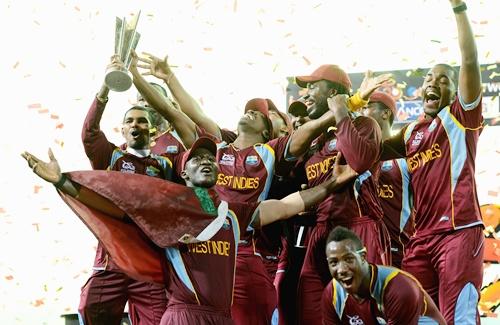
[193,175,216,188]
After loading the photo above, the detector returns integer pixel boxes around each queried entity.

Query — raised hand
[21,149,62,185]
[136,52,173,81]
[358,70,394,100]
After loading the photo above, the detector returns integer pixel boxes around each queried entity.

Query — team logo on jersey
[120,161,136,174]
[428,120,437,133]
[146,166,160,177]
[219,153,235,166]
[222,218,231,230]
[347,315,365,325]
[381,160,393,171]
[411,131,425,147]
[245,155,259,165]
[165,145,178,154]
[376,317,387,324]
[327,139,337,152]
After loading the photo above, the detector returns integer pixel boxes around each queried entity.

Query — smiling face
[304,80,336,119]
[181,148,218,188]
[121,108,151,149]
[326,239,369,295]
[422,64,457,117]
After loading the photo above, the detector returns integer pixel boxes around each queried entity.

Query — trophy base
[105,69,133,92]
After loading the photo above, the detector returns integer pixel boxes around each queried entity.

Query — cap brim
[288,101,308,117]
[183,137,218,168]
[295,76,320,88]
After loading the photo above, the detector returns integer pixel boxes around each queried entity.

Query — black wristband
[54,174,67,189]
[453,2,467,14]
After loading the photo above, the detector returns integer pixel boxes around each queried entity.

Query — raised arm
[129,51,197,148]
[137,52,222,139]
[288,110,336,157]
[256,154,357,227]
[329,95,382,173]
[450,0,481,103]
[82,56,121,169]
[22,149,125,218]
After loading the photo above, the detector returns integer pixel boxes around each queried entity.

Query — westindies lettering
[216,174,260,190]
[378,184,395,199]
[188,240,231,256]
[407,143,442,173]
[306,155,337,181]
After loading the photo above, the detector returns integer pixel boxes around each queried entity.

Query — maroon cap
[266,98,292,137]
[369,91,397,116]
[288,99,308,117]
[244,98,275,139]
[181,136,218,169]
[295,64,352,91]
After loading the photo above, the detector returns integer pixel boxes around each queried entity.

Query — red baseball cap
[295,64,352,91]
[266,98,292,137]
[181,136,218,169]
[244,98,275,139]
[369,91,397,116]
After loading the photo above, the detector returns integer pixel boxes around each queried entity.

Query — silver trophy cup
[105,12,141,92]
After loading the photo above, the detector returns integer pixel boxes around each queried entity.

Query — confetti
[264,51,273,56]
[203,47,213,52]
[233,0,237,12]
[0,207,5,214]
[486,64,497,70]
[430,40,441,43]
[50,114,59,120]
[487,191,498,197]
[5,275,14,280]
[284,33,292,38]
[184,64,193,69]
[32,223,40,232]
[440,47,448,53]
[33,20,40,26]
[489,72,500,79]
[28,103,42,109]
[34,185,43,194]
[276,19,285,23]
[313,3,322,9]
[74,6,80,11]
[38,109,49,114]
[12,61,20,69]
[55,123,64,129]
[113,127,120,133]
[59,61,66,68]
[31,299,45,307]
[302,56,311,65]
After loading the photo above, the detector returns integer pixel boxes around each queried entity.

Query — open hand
[359,70,394,100]
[21,149,62,184]
[136,52,173,81]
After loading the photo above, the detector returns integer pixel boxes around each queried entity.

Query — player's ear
[262,129,270,141]
[180,170,189,182]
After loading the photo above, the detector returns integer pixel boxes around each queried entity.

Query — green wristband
[453,2,467,14]
[54,174,67,189]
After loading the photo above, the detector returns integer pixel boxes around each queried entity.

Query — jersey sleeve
[451,94,483,129]
[383,273,423,325]
[268,133,297,166]
[228,201,260,232]
[81,97,117,170]
[335,116,382,173]
[321,281,342,325]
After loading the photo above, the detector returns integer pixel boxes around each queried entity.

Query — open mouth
[425,90,441,106]
[200,166,212,174]
[131,130,140,138]
[339,276,354,289]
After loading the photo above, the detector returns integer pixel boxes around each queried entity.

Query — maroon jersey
[322,265,435,325]
[383,96,483,236]
[214,135,295,255]
[82,97,173,271]
[305,116,383,224]
[164,200,259,313]
[150,130,186,156]
[378,159,414,250]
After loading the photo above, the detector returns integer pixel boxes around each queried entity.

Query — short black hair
[326,226,364,250]
[123,106,152,124]
[325,80,351,96]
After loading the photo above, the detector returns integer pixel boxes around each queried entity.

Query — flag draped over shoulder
[58,170,218,284]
